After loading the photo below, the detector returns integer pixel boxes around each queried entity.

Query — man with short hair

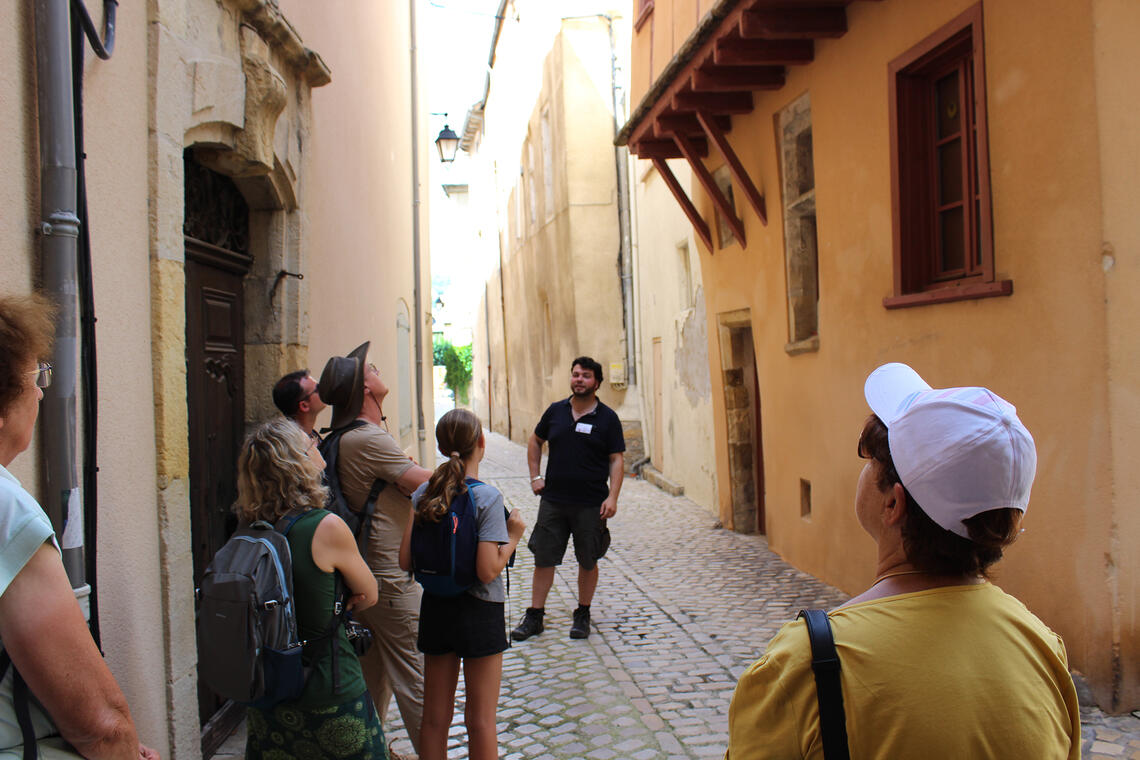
[271,369,325,443]
[511,356,625,641]
[319,342,431,755]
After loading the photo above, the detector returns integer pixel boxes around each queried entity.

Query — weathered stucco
[474,13,633,446]
[632,157,718,512]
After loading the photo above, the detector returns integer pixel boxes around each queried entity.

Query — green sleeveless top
[286,509,367,707]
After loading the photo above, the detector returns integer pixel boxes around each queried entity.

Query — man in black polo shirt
[511,356,625,641]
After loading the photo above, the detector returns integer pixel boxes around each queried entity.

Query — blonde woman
[235,419,387,760]
[398,409,525,760]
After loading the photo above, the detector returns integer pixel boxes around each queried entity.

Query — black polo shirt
[534,397,625,505]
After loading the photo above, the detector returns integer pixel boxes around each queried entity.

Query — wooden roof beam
[634,137,709,160]
[696,110,767,226]
[654,113,732,138]
[713,38,815,66]
[650,157,713,252]
[740,8,848,39]
[672,90,753,113]
[674,132,746,247]
[692,65,786,92]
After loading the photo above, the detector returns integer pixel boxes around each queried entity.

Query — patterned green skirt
[245,692,390,760]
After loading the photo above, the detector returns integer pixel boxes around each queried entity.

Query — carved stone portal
[204,25,287,178]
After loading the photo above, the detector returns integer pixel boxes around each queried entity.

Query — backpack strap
[323,574,351,695]
[319,421,387,552]
[275,509,308,536]
[0,651,39,760]
[357,479,383,553]
[797,609,850,760]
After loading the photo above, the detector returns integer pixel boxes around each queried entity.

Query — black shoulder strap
[320,420,386,546]
[797,609,850,760]
[357,479,383,549]
[275,509,308,536]
[0,651,39,760]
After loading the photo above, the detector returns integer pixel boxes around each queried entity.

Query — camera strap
[798,609,850,760]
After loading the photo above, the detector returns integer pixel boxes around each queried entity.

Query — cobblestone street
[371,431,1140,759]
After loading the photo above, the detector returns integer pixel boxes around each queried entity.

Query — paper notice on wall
[61,488,83,549]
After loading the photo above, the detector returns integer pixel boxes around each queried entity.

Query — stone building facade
[620,0,1140,713]
[2,1,432,756]
[468,5,642,456]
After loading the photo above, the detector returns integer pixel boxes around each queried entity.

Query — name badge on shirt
[575,422,593,434]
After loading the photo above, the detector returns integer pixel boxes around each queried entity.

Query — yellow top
[726,583,1080,760]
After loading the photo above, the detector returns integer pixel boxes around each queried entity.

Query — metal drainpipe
[605,15,637,387]
[34,0,88,605]
[409,0,427,451]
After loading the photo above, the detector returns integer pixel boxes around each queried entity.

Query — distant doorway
[183,152,252,754]
[718,310,765,534]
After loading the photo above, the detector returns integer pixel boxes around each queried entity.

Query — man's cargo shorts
[527,496,611,570]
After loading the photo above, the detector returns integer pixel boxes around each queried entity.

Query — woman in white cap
[725,363,1080,759]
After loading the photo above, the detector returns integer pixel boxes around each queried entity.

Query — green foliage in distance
[432,337,473,405]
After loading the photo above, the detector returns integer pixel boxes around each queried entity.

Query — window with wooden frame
[712,166,737,250]
[778,92,819,352]
[885,4,1010,308]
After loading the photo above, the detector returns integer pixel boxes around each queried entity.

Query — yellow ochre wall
[630,0,1140,711]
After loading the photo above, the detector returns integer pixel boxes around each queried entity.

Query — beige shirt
[336,422,416,587]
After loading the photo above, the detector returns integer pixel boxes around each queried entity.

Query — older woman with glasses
[0,294,158,760]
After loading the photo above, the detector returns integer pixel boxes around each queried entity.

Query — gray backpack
[197,513,307,707]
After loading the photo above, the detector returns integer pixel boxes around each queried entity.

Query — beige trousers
[356,578,424,754]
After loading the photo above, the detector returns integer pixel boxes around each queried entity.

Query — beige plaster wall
[0,2,41,487]
[657,0,1130,710]
[0,1,169,752]
[632,158,717,511]
[82,2,168,750]
[483,16,633,446]
[276,0,434,465]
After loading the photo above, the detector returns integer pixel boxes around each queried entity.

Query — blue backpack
[411,477,482,597]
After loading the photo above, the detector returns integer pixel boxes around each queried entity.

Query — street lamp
[435,124,460,163]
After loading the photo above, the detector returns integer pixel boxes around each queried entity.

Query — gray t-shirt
[410,480,510,603]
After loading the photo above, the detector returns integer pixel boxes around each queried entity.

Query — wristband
[531,476,544,482]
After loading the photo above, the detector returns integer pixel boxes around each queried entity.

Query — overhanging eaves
[618,0,881,250]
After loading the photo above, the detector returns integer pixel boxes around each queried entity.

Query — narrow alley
[368,432,1140,760]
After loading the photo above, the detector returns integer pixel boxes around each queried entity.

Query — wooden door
[183,153,252,754]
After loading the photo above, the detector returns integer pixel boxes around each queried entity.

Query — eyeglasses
[27,363,52,389]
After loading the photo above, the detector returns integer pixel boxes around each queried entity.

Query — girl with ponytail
[398,409,525,760]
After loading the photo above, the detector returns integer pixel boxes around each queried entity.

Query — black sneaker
[569,606,591,639]
[511,608,545,641]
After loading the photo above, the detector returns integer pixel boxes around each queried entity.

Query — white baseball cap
[863,363,1037,539]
